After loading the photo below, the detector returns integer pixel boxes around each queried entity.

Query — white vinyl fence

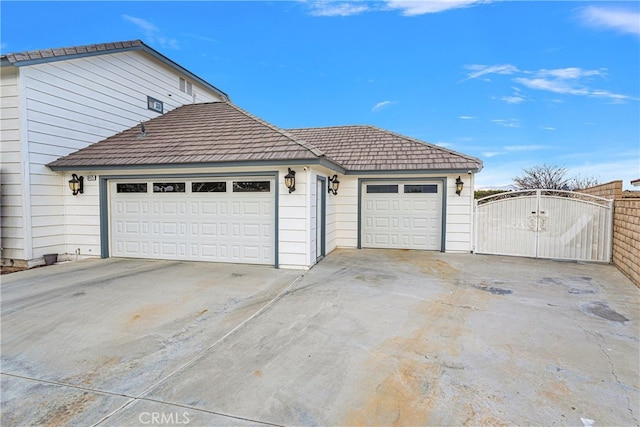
[475,190,613,262]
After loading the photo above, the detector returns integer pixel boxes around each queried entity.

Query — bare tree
[513,164,571,190]
[571,173,600,190]
[513,164,599,190]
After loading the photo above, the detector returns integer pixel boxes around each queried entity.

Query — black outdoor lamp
[68,174,84,195]
[455,176,464,196]
[328,174,340,195]
[284,168,296,193]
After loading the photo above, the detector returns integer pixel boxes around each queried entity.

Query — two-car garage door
[110,178,275,265]
[361,181,443,250]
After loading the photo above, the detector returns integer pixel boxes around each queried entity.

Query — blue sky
[2,1,639,189]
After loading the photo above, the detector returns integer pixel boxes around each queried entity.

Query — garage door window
[153,183,185,193]
[117,183,148,193]
[367,184,398,193]
[404,184,438,193]
[233,181,270,192]
[192,182,226,193]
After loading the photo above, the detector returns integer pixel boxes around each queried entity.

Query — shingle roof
[1,40,229,101]
[49,103,483,173]
[1,40,144,64]
[287,125,483,172]
[48,102,324,168]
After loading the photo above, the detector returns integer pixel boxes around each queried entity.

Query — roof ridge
[225,102,325,158]
[287,124,369,131]
[364,124,483,165]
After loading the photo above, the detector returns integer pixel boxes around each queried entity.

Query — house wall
[7,50,225,264]
[334,173,475,252]
[0,66,25,262]
[579,180,640,288]
[61,165,312,269]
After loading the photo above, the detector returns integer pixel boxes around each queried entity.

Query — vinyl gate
[475,190,613,262]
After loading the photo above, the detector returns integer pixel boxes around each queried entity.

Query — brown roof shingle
[49,103,483,173]
[288,125,482,172]
[48,102,324,168]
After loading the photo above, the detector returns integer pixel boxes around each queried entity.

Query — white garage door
[362,181,442,250]
[110,178,275,265]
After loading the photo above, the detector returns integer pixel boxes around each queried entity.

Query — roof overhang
[47,157,347,175]
[342,166,483,175]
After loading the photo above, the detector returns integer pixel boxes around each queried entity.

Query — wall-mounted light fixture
[284,168,296,193]
[455,176,464,196]
[69,174,84,195]
[328,174,340,195]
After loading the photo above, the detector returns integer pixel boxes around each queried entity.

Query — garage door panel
[362,181,442,251]
[111,179,275,265]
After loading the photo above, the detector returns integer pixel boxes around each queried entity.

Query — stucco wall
[580,180,640,288]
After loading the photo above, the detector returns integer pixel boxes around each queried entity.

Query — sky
[1,1,639,189]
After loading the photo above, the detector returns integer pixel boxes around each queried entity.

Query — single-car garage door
[110,178,275,265]
[362,181,443,250]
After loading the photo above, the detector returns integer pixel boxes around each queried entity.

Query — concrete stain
[387,251,459,280]
[344,287,494,426]
[472,284,513,295]
[583,302,629,323]
[62,356,122,386]
[36,392,97,427]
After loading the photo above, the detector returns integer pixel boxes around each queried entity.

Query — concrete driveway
[1,250,638,426]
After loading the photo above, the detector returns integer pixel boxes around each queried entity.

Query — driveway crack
[580,325,638,425]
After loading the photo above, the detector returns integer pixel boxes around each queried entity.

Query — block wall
[580,180,639,288]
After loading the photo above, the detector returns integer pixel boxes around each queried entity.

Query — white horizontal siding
[0,66,25,260]
[279,167,309,268]
[445,173,474,252]
[334,176,359,248]
[19,50,225,263]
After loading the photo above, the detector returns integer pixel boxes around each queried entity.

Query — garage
[361,181,443,250]
[110,177,275,265]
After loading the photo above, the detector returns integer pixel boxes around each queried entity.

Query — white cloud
[122,14,179,49]
[464,64,519,80]
[577,6,640,37]
[514,77,588,96]
[435,141,454,148]
[459,115,475,120]
[385,0,494,16]
[307,1,370,16]
[537,67,605,80]
[504,144,547,152]
[306,0,501,17]
[372,100,396,112]
[463,64,633,103]
[491,119,520,128]
[482,151,503,158]
[540,126,556,131]
[501,96,524,104]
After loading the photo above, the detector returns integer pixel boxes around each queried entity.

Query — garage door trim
[99,171,280,267]
[357,177,447,252]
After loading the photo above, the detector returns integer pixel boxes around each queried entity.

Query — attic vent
[179,77,193,95]
[147,96,163,113]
